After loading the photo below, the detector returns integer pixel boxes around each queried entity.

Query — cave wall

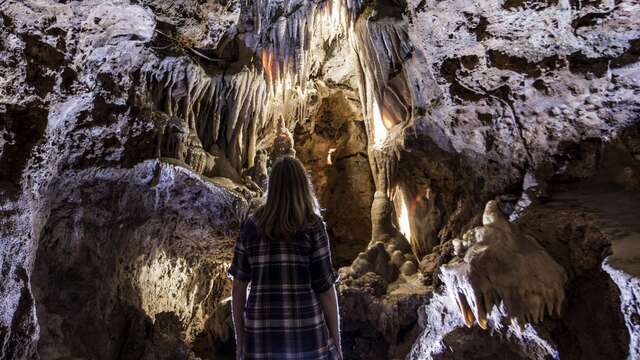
[0,1,246,357]
[409,200,633,360]
[33,162,244,359]
[393,0,640,253]
[0,0,639,358]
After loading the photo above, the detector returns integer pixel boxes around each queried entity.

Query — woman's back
[228,215,340,359]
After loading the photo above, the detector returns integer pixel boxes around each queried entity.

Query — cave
[293,89,374,267]
[1,0,640,359]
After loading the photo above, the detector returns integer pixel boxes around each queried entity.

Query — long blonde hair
[254,156,322,240]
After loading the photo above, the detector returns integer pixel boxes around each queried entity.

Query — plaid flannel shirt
[228,215,341,359]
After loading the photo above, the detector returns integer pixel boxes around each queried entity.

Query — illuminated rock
[440,200,568,330]
[410,198,635,360]
[1,0,640,358]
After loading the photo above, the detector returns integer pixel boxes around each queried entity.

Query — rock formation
[441,200,568,330]
[1,0,639,359]
[410,194,635,360]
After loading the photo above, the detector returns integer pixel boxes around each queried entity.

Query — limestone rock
[441,201,568,330]
[1,0,640,358]
[410,199,633,360]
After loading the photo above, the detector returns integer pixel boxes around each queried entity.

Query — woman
[227,155,342,360]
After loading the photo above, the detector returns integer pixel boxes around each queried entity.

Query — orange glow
[394,186,429,244]
[261,48,276,81]
[380,104,398,129]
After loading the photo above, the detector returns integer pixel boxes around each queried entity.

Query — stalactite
[144,0,352,180]
[144,0,426,256]
[146,59,277,179]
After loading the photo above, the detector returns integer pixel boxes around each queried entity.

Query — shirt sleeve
[227,219,252,282]
[310,220,340,293]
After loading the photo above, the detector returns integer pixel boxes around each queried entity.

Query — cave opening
[293,88,375,267]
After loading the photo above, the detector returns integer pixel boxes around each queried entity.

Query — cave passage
[3,0,640,359]
[146,0,431,263]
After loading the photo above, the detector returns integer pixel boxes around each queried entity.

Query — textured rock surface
[605,262,640,360]
[396,0,640,252]
[0,2,246,357]
[33,162,245,359]
[1,0,640,358]
[411,202,631,359]
[440,201,568,330]
[338,241,430,359]
[294,88,375,267]
[549,186,640,360]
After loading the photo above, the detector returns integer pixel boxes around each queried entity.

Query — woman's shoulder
[243,213,258,228]
[239,214,260,238]
[301,214,325,234]
[245,212,256,222]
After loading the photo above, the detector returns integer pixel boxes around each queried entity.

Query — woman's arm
[318,284,342,358]
[231,278,249,359]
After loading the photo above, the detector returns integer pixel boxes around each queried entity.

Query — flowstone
[441,201,568,329]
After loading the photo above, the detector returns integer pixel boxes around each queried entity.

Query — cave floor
[548,184,640,277]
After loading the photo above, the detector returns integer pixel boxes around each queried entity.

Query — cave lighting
[327,148,336,165]
[372,99,390,147]
[261,47,275,81]
[395,187,412,243]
